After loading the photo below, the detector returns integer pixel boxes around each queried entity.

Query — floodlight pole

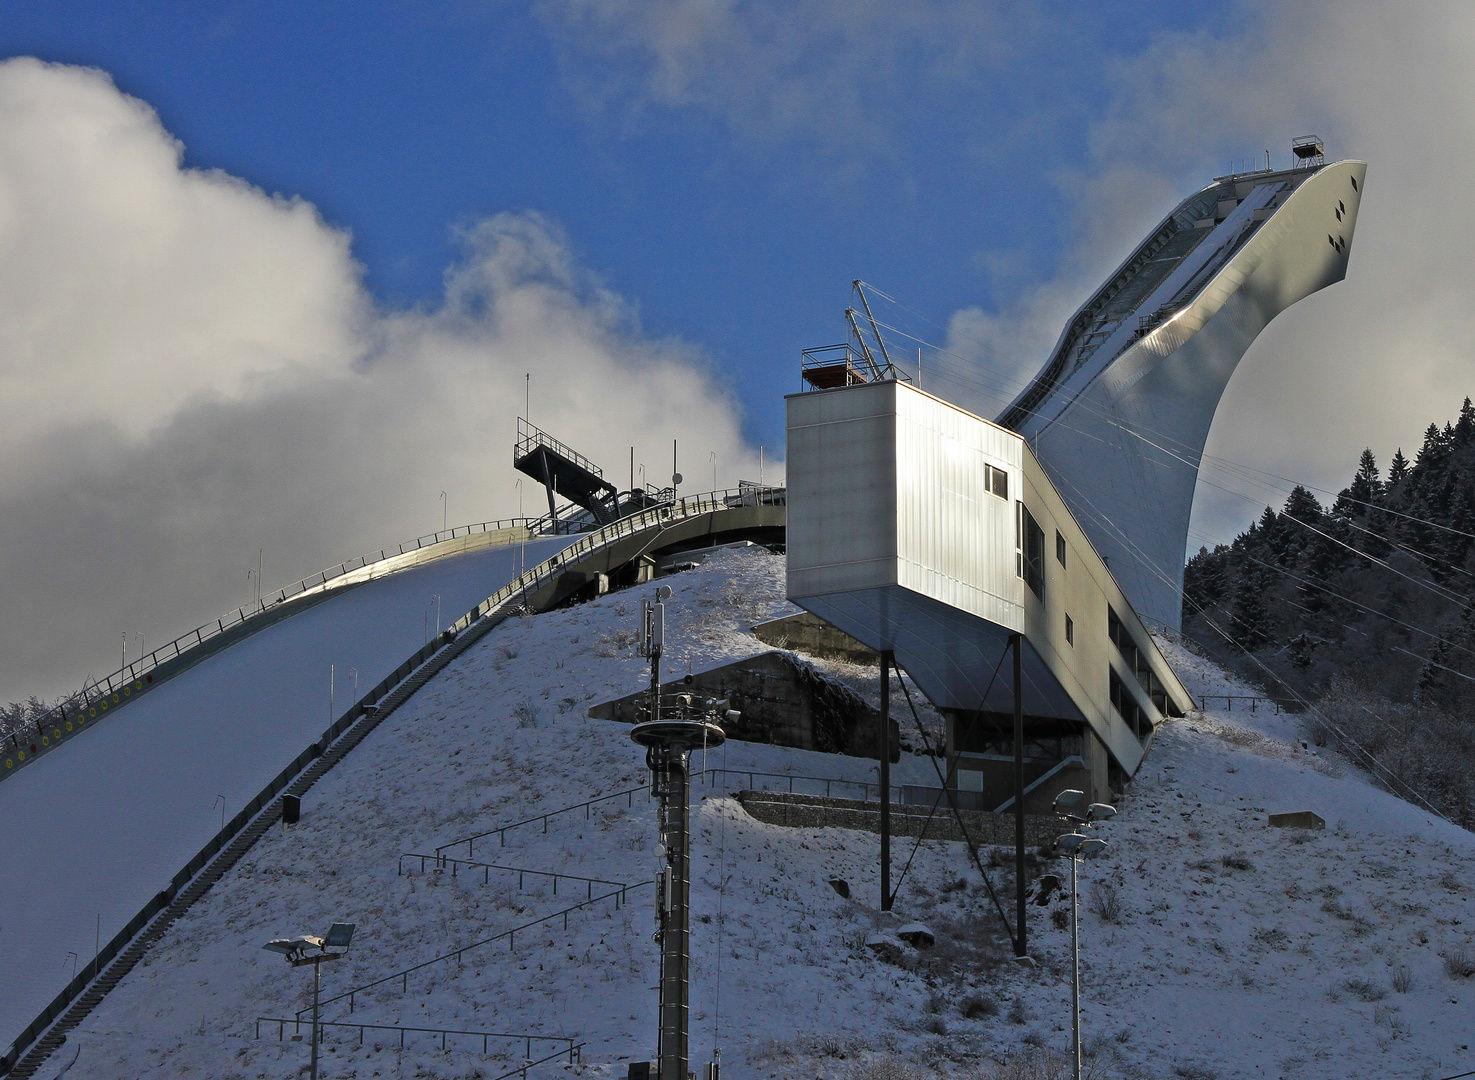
[310,957,322,1080]
[879,650,892,911]
[1053,794,1112,1080]
[1013,633,1026,957]
[631,718,726,1080]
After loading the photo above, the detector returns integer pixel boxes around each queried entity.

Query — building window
[1017,502,1045,600]
[1108,605,1177,716]
[1056,530,1067,568]
[985,464,1008,500]
[1109,668,1150,742]
[1065,614,1074,646]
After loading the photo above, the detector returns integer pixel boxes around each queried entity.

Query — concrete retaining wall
[734,789,1060,847]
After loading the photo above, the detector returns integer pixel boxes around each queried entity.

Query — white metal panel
[894,387,1022,630]
[785,384,899,599]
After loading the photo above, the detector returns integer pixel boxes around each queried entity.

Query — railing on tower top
[515,417,606,479]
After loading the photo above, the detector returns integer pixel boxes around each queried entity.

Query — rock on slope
[47,548,1475,1080]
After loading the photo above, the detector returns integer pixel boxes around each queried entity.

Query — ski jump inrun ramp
[0,492,783,1074]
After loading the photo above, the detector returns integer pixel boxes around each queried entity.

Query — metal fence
[255,1017,580,1074]
[297,884,642,1020]
[399,854,625,900]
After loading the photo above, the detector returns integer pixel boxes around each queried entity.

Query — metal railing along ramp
[0,488,784,1077]
[1,514,567,782]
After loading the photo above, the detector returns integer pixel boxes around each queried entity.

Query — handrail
[435,764,887,860]
[446,486,786,640]
[516,417,605,479]
[1196,694,1294,714]
[299,884,644,1019]
[696,767,899,803]
[6,483,787,774]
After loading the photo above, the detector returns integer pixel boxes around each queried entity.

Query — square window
[985,464,1009,499]
[1065,614,1074,646]
[1056,530,1067,568]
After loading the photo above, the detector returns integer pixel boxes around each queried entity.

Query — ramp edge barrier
[0,488,782,1077]
[0,620,485,1077]
[4,483,782,783]
[0,513,563,784]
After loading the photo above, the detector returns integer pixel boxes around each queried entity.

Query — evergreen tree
[1229,570,1271,651]
[1182,543,1230,615]
[1350,448,1382,506]
[1457,397,1475,445]
[1388,448,1410,486]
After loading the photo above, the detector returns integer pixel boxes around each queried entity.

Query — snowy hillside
[43,548,1475,1080]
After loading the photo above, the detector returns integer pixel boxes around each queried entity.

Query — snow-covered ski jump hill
[3,536,1473,1080]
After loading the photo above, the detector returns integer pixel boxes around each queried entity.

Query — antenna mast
[850,281,910,383]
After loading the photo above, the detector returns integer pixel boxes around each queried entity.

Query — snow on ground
[0,534,575,1050]
[46,549,1475,1080]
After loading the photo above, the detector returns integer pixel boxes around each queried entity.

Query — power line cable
[892,660,1019,945]
[1057,470,1452,821]
[862,281,1475,553]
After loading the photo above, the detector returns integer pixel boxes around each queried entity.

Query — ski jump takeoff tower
[1000,144,1366,630]
[786,143,1363,820]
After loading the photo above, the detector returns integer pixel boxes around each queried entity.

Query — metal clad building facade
[787,379,1191,790]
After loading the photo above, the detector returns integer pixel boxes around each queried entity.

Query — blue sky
[0,1,1230,451]
[5,1,1474,700]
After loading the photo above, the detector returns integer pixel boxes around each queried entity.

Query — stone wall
[587,650,899,761]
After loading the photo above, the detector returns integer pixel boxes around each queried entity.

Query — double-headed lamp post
[632,585,736,1080]
[263,922,356,1080]
[1052,790,1116,1080]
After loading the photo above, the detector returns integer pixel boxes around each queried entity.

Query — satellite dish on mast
[672,473,683,485]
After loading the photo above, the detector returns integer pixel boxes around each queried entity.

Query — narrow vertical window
[1065,614,1074,646]
[1017,503,1045,600]
[1056,530,1067,568]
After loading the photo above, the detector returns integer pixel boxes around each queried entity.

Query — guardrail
[1196,694,1296,715]
[434,764,890,860]
[696,767,897,802]
[1,515,555,777]
[399,854,626,900]
[0,630,455,1076]
[446,486,786,637]
[255,1017,579,1062]
[5,484,786,780]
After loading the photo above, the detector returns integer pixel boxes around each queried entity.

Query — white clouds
[538,0,1026,158]
[1072,3,1475,542]
[905,3,1475,547]
[0,59,364,467]
[0,59,761,703]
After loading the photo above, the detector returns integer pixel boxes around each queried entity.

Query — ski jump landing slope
[0,534,574,1051]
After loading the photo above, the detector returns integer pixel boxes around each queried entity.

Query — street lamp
[263,922,356,1080]
[1052,790,1115,1080]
